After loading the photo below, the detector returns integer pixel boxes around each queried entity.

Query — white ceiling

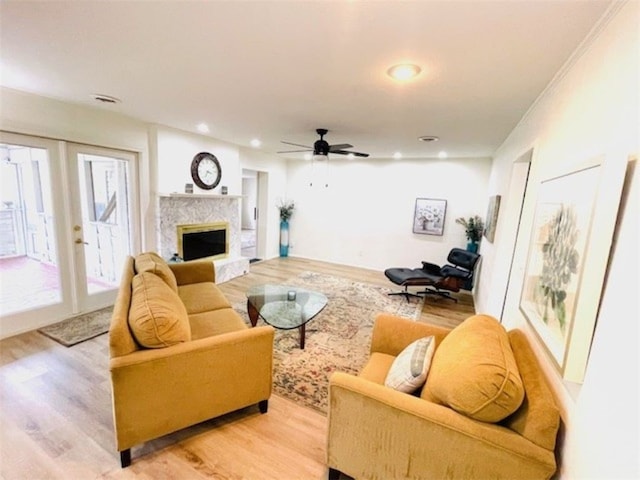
[0,1,612,159]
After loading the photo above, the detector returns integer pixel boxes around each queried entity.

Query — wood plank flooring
[0,257,475,480]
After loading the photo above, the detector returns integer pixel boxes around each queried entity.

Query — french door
[0,132,139,337]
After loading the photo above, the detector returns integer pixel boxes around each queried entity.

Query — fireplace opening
[177,222,229,261]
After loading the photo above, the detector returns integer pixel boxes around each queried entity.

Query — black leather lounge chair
[384,248,481,302]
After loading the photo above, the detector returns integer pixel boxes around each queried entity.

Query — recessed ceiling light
[438,151,448,159]
[91,93,121,104]
[387,64,421,81]
[196,123,209,133]
[393,152,403,159]
[250,138,261,148]
[418,135,439,142]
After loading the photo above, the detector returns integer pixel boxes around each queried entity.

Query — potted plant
[277,200,295,257]
[455,215,484,253]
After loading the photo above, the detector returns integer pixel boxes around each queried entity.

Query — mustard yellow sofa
[327,313,560,480]
[109,252,274,467]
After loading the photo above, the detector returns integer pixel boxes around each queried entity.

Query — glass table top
[246,284,328,330]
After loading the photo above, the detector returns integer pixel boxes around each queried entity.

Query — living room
[0,1,638,479]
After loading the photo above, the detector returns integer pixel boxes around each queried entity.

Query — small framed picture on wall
[413,198,447,236]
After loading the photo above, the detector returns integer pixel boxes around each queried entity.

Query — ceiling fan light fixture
[312,153,328,162]
[387,64,421,81]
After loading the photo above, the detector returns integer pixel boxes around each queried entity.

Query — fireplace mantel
[159,192,244,199]
[157,194,248,282]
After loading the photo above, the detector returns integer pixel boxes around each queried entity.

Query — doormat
[38,306,113,347]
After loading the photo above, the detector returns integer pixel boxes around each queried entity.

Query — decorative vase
[279,220,289,257]
[466,241,478,253]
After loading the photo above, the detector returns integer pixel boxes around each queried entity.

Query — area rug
[233,271,424,414]
[38,306,113,347]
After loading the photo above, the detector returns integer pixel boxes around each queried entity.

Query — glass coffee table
[246,284,328,349]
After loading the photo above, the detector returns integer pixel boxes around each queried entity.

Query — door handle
[75,239,89,245]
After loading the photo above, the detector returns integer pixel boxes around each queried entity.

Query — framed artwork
[413,198,447,236]
[519,155,627,383]
[484,195,501,243]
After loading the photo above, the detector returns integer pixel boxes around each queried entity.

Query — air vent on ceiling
[91,94,121,104]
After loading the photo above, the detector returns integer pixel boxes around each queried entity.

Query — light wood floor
[0,257,475,480]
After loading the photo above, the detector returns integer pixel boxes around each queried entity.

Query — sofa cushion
[384,336,436,393]
[178,283,232,314]
[422,314,524,423]
[134,252,178,293]
[128,272,191,348]
[188,308,248,340]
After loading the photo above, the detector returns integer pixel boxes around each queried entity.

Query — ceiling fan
[278,128,369,159]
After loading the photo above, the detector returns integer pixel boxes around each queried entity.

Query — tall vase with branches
[455,215,484,253]
[278,200,295,257]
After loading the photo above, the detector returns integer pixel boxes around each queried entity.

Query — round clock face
[191,152,221,190]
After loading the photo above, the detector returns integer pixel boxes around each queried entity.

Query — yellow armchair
[327,313,560,480]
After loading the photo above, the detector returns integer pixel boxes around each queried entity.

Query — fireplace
[177,222,229,261]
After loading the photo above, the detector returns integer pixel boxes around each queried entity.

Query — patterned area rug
[38,306,113,347]
[234,271,424,414]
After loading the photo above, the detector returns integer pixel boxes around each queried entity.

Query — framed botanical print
[519,154,627,383]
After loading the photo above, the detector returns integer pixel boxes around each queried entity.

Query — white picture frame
[413,198,447,236]
[519,154,628,383]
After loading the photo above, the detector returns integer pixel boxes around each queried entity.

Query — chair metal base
[387,285,423,303]
[416,287,459,303]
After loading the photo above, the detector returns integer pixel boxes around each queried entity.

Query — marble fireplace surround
[158,193,249,282]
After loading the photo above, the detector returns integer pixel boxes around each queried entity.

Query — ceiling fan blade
[331,150,370,157]
[280,141,311,149]
[277,149,312,154]
[328,143,353,151]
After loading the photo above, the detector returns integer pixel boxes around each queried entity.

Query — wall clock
[190,152,222,190]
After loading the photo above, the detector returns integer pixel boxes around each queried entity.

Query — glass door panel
[0,140,64,316]
[77,153,130,294]
[67,144,137,312]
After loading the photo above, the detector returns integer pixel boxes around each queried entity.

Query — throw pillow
[134,252,179,292]
[384,336,436,393]
[421,314,524,423]
[128,271,191,348]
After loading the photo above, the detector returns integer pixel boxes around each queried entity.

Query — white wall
[477,2,639,478]
[285,156,492,272]
[155,125,242,196]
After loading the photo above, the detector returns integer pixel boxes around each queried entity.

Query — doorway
[241,169,259,261]
[0,132,139,337]
[499,149,533,321]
